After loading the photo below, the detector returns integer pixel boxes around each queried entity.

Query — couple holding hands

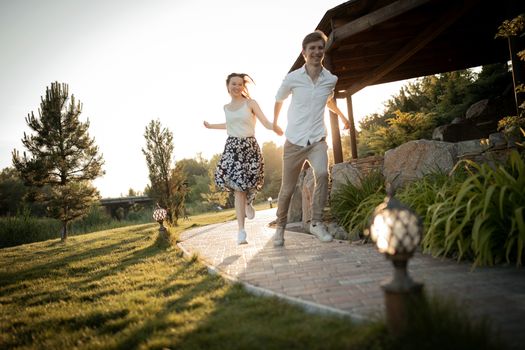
[204,30,350,246]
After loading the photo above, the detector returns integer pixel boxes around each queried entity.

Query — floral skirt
[215,136,264,204]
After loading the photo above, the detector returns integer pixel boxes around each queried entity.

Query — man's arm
[326,98,350,129]
[273,101,284,133]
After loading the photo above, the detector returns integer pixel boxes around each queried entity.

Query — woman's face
[228,76,245,97]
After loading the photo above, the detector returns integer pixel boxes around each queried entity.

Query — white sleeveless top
[224,101,256,138]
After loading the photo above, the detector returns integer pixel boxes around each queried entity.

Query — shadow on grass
[0,225,158,290]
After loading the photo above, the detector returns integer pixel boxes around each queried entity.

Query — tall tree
[142,119,176,222]
[12,82,104,240]
[170,163,189,224]
[260,141,283,200]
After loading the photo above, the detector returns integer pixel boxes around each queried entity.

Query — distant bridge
[100,196,154,218]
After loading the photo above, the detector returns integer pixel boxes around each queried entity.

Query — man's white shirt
[275,65,337,147]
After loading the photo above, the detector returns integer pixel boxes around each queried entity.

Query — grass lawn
[0,210,506,349]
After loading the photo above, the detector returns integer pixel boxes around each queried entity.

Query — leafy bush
[424,151,525,266]
[331,169,385,238]
[0,205,155,248]
[396,170,466,228]
[358,111,437,155]
[0,209,61,248]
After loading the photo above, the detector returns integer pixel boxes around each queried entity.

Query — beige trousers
[275,139,328,227]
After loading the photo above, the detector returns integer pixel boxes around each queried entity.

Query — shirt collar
[300,65,326,77]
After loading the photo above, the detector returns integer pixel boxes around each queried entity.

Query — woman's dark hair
[226,73,255,98]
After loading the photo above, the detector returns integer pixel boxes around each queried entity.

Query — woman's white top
[224,100,256,138]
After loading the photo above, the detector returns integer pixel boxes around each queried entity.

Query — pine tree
[12,82,104,240]
[142,119,175,223]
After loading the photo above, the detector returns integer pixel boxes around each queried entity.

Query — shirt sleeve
[275,74,292,102]
[329,75,338,99]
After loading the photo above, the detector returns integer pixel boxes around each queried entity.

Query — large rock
[455,138,491,157]
[433,90,515,143]
[383,140,457,190]
[330,162,362,197]
[432,122,487,142]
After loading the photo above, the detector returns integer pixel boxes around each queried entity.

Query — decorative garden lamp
[368,187,424,335]
[152,205,168,233]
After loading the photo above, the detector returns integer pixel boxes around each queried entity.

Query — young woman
[204,73,282,245]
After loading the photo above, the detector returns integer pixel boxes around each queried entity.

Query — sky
[0,0,410,198]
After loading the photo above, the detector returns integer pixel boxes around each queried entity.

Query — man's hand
[273,123,284,136]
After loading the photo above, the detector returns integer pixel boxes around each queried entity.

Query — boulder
[455,139,491,157]
[330,162,362,197]
[432,121,487,142]
[383,140,457,190]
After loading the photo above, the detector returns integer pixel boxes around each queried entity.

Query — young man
[272,30,350,247]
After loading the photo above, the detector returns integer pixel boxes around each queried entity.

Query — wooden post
[324,53,344,164]
[330,109,343,163]
[345,93,358,159]
[508,36,525,114]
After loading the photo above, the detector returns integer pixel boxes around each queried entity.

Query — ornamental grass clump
[331,169,385,239]
[424,150,525,266]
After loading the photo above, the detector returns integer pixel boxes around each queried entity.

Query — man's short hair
[302,30,328,50]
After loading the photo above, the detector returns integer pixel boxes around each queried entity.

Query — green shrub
[424,151,525,266]
[0,205,156,248]
[331,169,385,238]
[0,210,61,248]
[396,170,465,228]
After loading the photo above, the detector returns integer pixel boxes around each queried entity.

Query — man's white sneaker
[273,227,285,247]
[237,229,248,245]
[309,222,333,242]
[245,203,255,220]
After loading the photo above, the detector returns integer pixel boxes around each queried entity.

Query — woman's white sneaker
[245,203,255,220]
[237,229,248,245]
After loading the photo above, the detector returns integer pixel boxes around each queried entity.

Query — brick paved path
[178,208,525,349]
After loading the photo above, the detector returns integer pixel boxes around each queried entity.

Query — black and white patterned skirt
[215,136,264,204]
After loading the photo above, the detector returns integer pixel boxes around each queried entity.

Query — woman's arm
[203,121,226,129]
[249,100,283,136]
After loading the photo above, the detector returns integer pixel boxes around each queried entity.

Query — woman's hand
[273,123,284,136]
[203,121,210,128]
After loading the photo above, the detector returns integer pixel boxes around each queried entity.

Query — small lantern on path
[368,186,424,335]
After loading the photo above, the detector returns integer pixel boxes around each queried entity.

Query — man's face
[302,39,325,66]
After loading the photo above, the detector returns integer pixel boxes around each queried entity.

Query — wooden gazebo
[289,0,525,163]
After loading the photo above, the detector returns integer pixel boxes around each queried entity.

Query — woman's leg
[234,191,247,230]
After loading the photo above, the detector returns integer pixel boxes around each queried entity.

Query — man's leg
[274,141,307,246]
[306,141,332,242]
[276,141,307,227]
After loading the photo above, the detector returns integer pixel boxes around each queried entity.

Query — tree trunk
[61,221,68,241]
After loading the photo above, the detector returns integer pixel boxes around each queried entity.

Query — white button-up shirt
[275,65,337,146]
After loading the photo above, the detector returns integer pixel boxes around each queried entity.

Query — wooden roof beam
[326,0,431,50]
[341,0,478,96]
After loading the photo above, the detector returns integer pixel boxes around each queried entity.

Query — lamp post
[368,190,424,335]
[153,205,168,236]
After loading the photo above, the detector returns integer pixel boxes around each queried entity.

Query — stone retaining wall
[288,133,516,231]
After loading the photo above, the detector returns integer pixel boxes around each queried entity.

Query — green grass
[0,210,506,349]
